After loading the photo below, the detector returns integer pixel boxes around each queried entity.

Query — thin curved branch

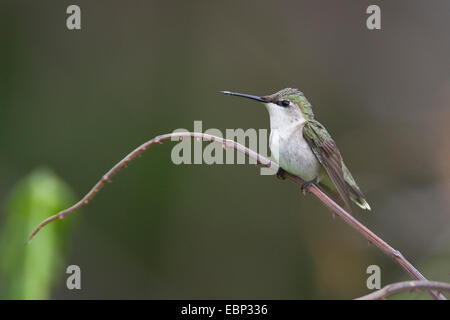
[355,280,450,300]
[27,132,447,300]
[27,132,276,242]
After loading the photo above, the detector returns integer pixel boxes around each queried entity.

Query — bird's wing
[342,162,365,199]
[303,120,353,211]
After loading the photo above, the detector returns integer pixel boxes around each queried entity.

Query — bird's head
[221,88,315,127]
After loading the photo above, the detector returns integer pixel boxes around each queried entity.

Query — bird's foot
[276,167,286,180]
[301,179,317,195]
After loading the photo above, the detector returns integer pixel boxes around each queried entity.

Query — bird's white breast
[268,115,321,182]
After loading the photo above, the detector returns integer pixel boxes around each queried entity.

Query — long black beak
[220,91,267,103]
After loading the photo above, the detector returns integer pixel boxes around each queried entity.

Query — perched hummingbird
[220,88,370,211]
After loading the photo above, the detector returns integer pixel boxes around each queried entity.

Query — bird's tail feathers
[352,195,371,211]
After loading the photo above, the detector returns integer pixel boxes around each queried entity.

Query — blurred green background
[0,0,449,299]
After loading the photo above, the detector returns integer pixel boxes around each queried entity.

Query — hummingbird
[220,88,371,211]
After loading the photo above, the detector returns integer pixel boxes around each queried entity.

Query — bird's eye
[280,100,290,107]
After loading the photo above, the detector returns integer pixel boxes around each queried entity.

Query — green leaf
[0,167,77,299]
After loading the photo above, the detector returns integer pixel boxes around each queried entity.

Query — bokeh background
[0,0,449,299]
